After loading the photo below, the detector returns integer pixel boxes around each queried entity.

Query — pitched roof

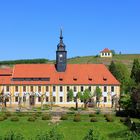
[0,68,12,76]
[100,48,111,53]
[0,64,120,85]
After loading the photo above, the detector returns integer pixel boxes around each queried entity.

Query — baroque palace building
[0,30,120,108]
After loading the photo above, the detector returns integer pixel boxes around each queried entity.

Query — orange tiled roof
[0,64,120,85]
[0,68,13,76]
[100,48,111,53]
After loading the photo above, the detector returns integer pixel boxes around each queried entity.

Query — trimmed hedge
[73,116,81,122]
[28,117,36,122]
[90,117,98,122]
[60,114,68,120]
[42,114,52,120]
[10,116,19,122]
[89,113,96,117]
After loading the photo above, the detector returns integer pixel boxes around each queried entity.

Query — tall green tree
[109,61,116,76]
[67,89,74,101]
[95,87,102,107]
[75,91,82,110]
[131,59,140,83]
[80,89,92,108]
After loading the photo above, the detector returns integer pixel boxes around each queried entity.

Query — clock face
[59,54,63,57]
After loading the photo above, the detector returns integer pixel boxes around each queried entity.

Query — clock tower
[56,29,67,72]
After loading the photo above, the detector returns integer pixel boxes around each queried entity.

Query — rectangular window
[111,86,114,92]
[81,86,84,92]
[53,86,56,92]
[104,86,107,92]
[38,97,41,102]
[67,86,70,92]
[46,86,49,92]
[23,86,26,92]
[15,86,18,92]
[74,97,76,102]
[60,96,63,102]
[46,96,49,102]
[89,86,91,91]
[23,96,26,102]
[60,86,63,92]
[104,97,107,102]
[15,96,18,102]
[74,86,77,92]
[38,86,41,92]
[6,86,10,92]
[53,96,56,102]
[31,86,33,92]
[67,96,70,102]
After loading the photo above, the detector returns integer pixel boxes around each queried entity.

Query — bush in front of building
[73,115,81,122]
[0,116,5,121]
[89,113,96,117]
[60,114,68,120]
[42,114,52,120]
[10,116,19,122]
[105,114,114,122]
[5,111,12,117]
[90,117,98,122]
[28,116,36,122]
[1,114,8,120]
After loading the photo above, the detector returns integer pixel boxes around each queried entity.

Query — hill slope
[67,54,140,71]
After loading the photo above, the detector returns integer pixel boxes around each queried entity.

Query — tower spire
[60,28,63,40]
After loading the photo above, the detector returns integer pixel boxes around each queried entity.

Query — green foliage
[27,116,36,122]
[90,118,98,122]
[10,116,19,122]
[119,94,132,110]
[109,61,130,93]
[104,114,114,122]
[42,114,52,120]
[95,87,102,102]
[3,131,24,140]
[131,59,140,83]
[73,115,81,122]
[36,128,64,140]
[89,114,96,117]
[67,89,74,101]
[111,50,116,56]
[0,116,5,121]
[83,129,105,140]
[60,114,68,120]
[0,58,48,65]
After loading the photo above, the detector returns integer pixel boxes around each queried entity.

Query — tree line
[109,59,140,117]
[0,58,49,65]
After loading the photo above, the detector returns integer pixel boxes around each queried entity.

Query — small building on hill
[100,48,112,58]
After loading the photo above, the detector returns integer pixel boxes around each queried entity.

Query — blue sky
[0,0,140,60]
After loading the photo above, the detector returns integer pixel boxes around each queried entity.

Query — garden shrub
[90,117,98,122]
[10,116,19,122]
[28,117,36,122]
[0,116,5,121]
[105,115,114,122]
[89,113,96,117]
[75,113,80,117]
[60,114,68,120]
[1,114,7,120]
[96,109,100,114]
[67,111,75,115]
[73,115,81,122]
[120,117,130,123]
[5,111,12,117]
[42,114,52,120]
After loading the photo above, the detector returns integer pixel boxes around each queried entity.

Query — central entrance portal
[29,95,35,106]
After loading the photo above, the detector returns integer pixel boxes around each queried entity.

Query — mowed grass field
[0,113,133,140]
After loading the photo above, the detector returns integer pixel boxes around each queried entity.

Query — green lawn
[0,113,132,140]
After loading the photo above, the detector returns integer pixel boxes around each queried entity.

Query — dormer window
[59,78,63,81]
[73,76,77,81]
[103,77,107,81]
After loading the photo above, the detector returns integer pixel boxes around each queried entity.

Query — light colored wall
[100,52,112,58]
